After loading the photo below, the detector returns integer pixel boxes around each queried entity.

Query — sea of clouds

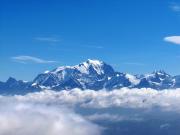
[1,88,180,135]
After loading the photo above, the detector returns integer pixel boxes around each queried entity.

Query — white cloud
[0,88,180,135]
[1,88,180,134]
[11,55,57,64]
[0,101,101,135]
[12,88,180,112]
[164,36,180,45]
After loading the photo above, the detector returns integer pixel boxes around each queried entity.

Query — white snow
[32,83,37,86]
[87,59,103,66]
[51,59,104,75]
[53,66,72,73]
[44,70,50,74]
[151,81,161,86]
[74,64,89,74]
[86,59,104,75]
[157,72,164,75]
[22,80,28,83]
[125,74,140,85]
[78,59,104,75]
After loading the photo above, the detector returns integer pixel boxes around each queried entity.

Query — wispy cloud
[34,37,60,42]
[164,36,180,45]
[11,55,57,64]
[170,3,180,12]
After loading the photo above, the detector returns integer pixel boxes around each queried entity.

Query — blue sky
[1,0,180,81]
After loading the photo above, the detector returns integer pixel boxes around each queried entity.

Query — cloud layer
[11,55,57,64]
[0,101,101,135]
[1,88,180,135]
[14,88,180,112]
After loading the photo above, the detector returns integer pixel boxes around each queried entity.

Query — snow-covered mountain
[0,59,180,94]
[136,70,175,89]
[33,59,115,90]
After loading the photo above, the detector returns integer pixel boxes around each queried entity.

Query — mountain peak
[52,59,107,75]
[151,70,171,78]
[32,59,115,89]
[86,59,103,65]
[152,70,167,75]
[6,77,17,83]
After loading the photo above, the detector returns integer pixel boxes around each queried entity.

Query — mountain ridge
[0,59,179,94]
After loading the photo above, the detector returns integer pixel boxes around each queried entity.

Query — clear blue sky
[1,0,180,81]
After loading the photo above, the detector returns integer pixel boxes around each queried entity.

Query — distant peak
[50,59,108,75]
[152,70,168,75]
[7,77,16,81]
[144,70,171,79]
[86,59,104,65]
[6,77,17,83]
